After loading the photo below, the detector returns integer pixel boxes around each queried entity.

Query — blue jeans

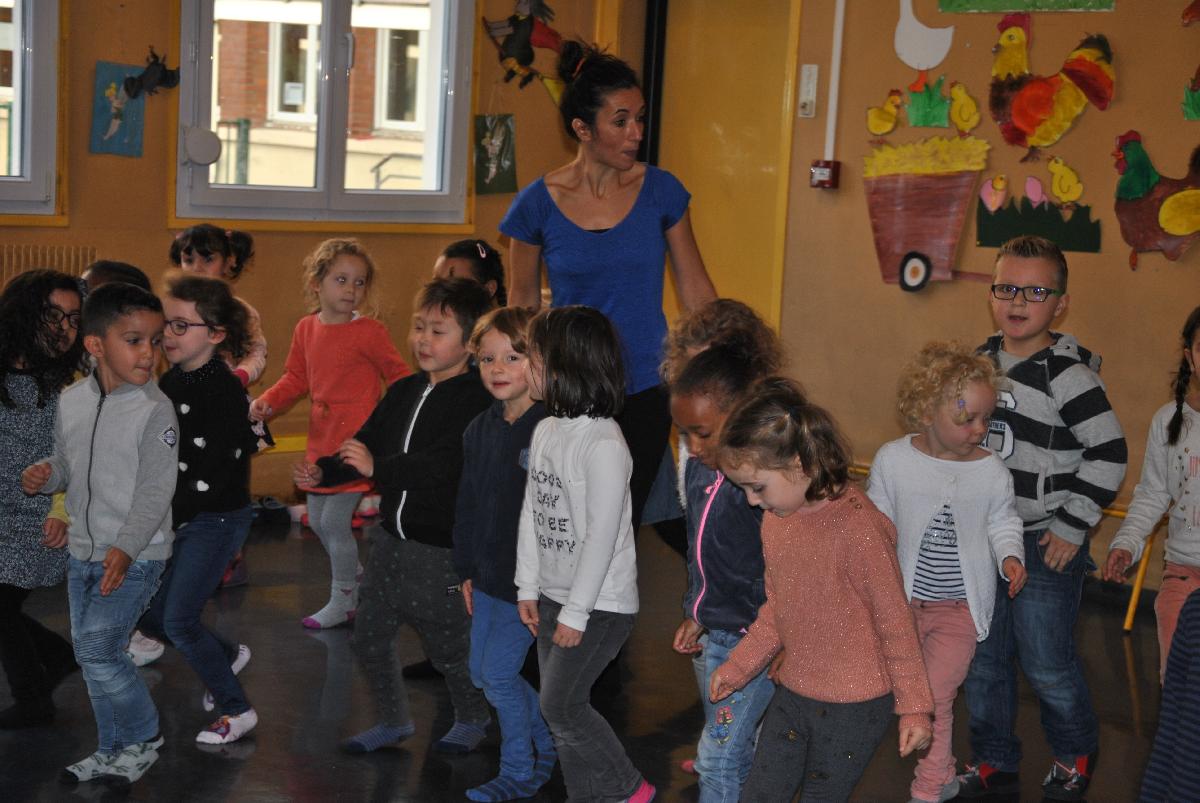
[693,629,775,803]
[964,529,1098,771]
[468,589,553,779]
[67,556,165,752]
[139,508,253,715]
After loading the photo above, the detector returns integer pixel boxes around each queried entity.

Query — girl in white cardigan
[867,341,1026,803]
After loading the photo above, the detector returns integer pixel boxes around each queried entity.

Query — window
[0,0,60,216]
[177,0,474,223]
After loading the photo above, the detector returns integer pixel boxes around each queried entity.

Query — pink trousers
[1155,562,1200,681]
[910,599,977,803]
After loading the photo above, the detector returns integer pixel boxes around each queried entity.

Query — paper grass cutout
[989,13,1114,161]
[907,75,951,127]
[978,156,1098,252]
[1113,130,1200,268]
[896,0,954,93]
[864,136,989,291]
[1186,66,1200,120]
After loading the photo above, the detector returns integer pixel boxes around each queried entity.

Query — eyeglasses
[43,305,81,329]
[165,318,212,336]
[990,284,1063,303]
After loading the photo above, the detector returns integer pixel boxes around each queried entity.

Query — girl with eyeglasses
[0,269,86,729]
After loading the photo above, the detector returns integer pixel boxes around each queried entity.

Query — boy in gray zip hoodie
[21,282,177,790]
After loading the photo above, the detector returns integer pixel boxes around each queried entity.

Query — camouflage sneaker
[101,737,162,788]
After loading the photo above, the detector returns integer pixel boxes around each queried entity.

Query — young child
[866,341,1027,803]
[452,306,555,802]
[669,337,782,803]
[433,239,508,306]
[81,260,152,292]
[0,270,85,729]
[251,238,410,630]
[708,377,933,801]
[960,235,1126,800]
[21,282,177,788]
[134,273,260,745]
[1106,305,1200,679]
[515,305,655,803]
[295,277,493,754]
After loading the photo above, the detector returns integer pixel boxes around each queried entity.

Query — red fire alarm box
[810,159,840,189]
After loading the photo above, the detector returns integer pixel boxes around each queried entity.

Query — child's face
[991,255,1068,357]
[1186,331,1200,378]
[162,296,225,372]
[524,347,545,402]
[477,328,529,405]
[85,310,164,392]
[723,461,812,518]
[670,392,730,470]
[432,255,497,299]
[921,379,995,461]
[409,304,468,383]
[315,255,369,323]
[43,288,81,356]
[180,250,233,279]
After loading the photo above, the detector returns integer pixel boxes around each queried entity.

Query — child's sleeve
[721,548,781,688]
[864,446,897,523]
[1110,412,1172,563]
[47,493,70,524]
[370,395,484,494]
[232,298,268,386]
[41,406,70,494]
[515,435,541,602]
[314,384,397,487]
[451,425,480,584]
[1051,365,1128,545]
[366,322,411,385]
[257,319,309,413]
[987,462,1026,574]
[556,438,633,632]
[112,402,179,559]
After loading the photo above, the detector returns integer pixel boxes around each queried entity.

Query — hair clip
[957,398,966,410]
[174,231,184,240]
[476,241,488,259]
[573,55,588,78]
[224,229,233,238]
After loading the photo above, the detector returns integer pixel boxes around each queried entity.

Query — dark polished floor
[0,517,1162,802]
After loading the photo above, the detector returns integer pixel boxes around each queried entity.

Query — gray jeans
[537,596,641,802]
[740,686,894,802]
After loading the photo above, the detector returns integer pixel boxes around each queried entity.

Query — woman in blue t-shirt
[501,40,716,530]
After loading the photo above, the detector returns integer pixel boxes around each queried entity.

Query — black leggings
[615,385,673,532]
[0,582,75,702]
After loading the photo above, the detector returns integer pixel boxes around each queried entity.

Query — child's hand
[518,600,539,637]
[1105,548,1134,583]
[898,723,932,757]
[21,463,51,495]
[672,618,704,654]
[552,621,582,648]
[100,548,132,596]
[1038,530,1079,573]
[767,648,787,683]
[292,462,322,488]
[461,579,473,616]
[709,663,738,702]
[41,517,68,549]
[337,439,374,478]
[1002,557,1027,598]
[248,398,273,422]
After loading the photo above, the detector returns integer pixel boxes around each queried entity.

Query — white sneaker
[100,737,161,787]
[125,631,165,667]
[196,708,258,745]
[202,644,251,712]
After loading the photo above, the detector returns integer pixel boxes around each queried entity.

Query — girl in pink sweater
[251,239,410,629]
[709,377,933,801]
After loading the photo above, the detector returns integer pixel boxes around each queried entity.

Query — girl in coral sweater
[251,239,409,629]
[709,377,933,801]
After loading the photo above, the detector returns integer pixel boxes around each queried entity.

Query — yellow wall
[657,0,801,327]
[786,0,1200,586]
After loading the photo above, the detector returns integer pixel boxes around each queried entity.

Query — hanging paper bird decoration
[948,82,980,136]
[1047,156,1084,205]
[894,0,954,93]
[1113,131,1200,268]
[980,174,1008,213]
[122,47,179,99]
[989,13,1114,162]
[867,90,904,138]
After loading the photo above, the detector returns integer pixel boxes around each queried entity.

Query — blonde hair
[897,341,1002,431]
[301,238,377,317]
[469,306,533,356]
[660,298,783,384]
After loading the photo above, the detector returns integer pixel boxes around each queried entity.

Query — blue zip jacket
[682,457,766,632]
[452,400,547,603]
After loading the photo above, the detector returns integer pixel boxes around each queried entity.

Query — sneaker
[957,762,1020,797]
[60,750,117,784]
[1042,752,1096,801]
[126,631,165,667]
[101,738,162,788]
[202,644,251,712]
[196,708,258,745]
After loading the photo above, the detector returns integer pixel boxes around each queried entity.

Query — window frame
[0,0,60,218]
[176,0,474,224]
[373,27,426,132]
[266,21,320,124]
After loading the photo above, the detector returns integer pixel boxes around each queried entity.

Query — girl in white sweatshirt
[515,306,653,803]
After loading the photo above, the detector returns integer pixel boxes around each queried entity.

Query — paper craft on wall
[867,90,904,139]
[906,75,951,127]
[948,82,981,135]
[475,114,518,195]
[1186,66,1200,120]
[977,158,1100,252]
[940,1,1113,11]
[89,61,145,157]
[863,136,990,291]
[989,13,1114,161]
[895,0,954,93]
[1113,130,1200,268]
[483,1,565,104]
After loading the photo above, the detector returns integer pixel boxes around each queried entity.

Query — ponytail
[1168,305,1200,445]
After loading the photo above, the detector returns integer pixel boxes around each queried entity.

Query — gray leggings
[305,492,362,585]
[739,687,894,802]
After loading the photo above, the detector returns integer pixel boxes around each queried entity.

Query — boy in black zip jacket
[293,278,493,755]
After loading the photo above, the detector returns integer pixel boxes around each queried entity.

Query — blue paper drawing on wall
[89,61,146,157]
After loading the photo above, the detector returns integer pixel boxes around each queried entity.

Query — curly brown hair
[301,238,377,317]
[660,298,782,384]
[164,271,252,361]
[897,341,1002,431]
[469,306,533,356]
